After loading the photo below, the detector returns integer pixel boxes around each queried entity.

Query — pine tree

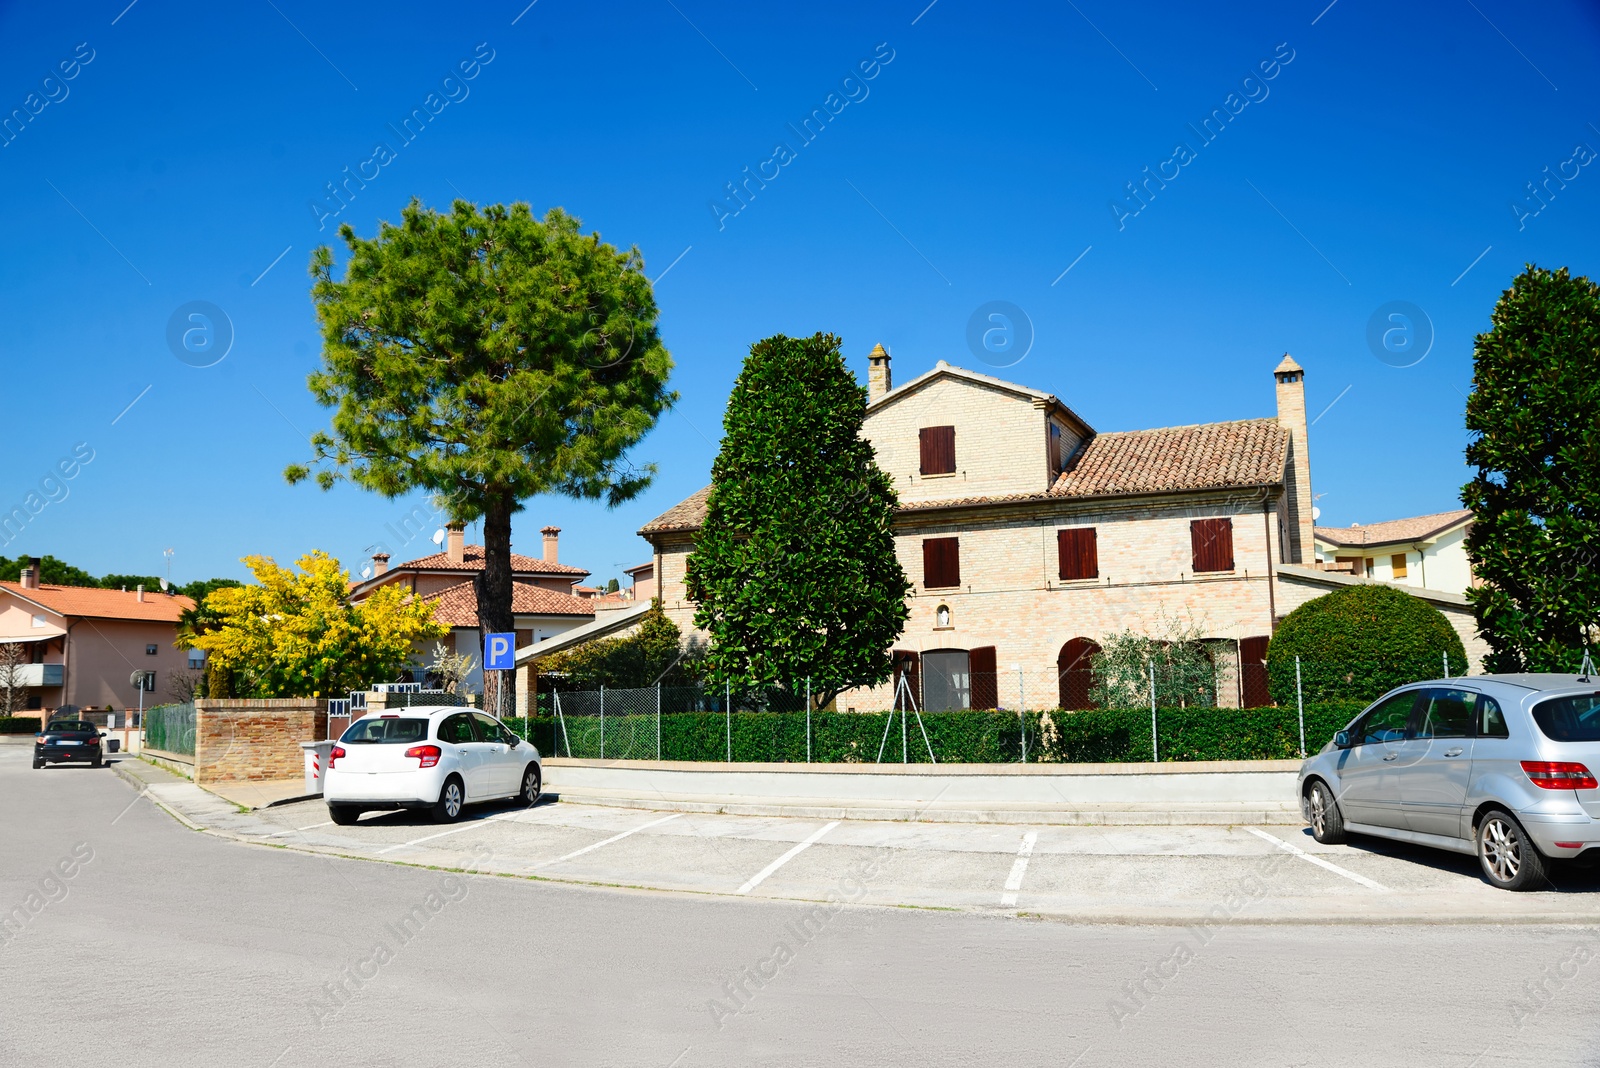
[1462,265,1600,671]
[685,333,910,707]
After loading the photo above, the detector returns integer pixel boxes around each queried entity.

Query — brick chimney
[1274,354,1314,566]
[136,584,145,602]
[541,526,560,565]
[867,343,892,403]
[446,524,465,565]
[371,552,390,577]
[20,557,39,589]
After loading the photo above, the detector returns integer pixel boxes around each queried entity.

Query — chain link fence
[144,702,195,756]
[506,652,1482,764]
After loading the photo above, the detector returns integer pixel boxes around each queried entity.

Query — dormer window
[919,426,956,475]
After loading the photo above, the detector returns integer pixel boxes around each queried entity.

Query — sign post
[484,633,516,718]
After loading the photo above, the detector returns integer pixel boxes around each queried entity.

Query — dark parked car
[35,720,106,769]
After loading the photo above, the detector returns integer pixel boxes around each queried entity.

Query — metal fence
[144,702,195,756]
[507,652,1479,765]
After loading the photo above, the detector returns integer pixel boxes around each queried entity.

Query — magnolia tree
[184,552,446,698]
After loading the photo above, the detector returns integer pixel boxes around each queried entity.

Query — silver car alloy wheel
[1310,787,1327,837]
[1482,816,1521,883]
[443,781,463,819]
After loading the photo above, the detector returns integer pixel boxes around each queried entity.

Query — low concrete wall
[195,699,325,785]
[543,758,1303,824]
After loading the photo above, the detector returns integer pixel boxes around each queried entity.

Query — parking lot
[232,780,1600,923]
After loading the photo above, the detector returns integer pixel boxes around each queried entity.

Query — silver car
[1297,673,1600,891]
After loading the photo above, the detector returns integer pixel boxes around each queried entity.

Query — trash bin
[107,738,121,754]
[300,740,337,796]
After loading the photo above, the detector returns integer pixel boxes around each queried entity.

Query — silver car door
[1335,690,1419,828]
[1398,688,1475,838]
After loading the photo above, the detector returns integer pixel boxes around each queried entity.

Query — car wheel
[431,776,465,823]
[1478,809,1548,891]
[32,758,44,769]
[328,804,362,826]
[519,764,541,806]
[1308,780,1347,845]
[91,755,102,768]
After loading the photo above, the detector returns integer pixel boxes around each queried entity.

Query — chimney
[541,526,560,565]
[371,552,390,577]
[867,343,892,403]
[446,524,465,565]
[136,584,145,603]
[1274,354,1314,566]
[20,557,39,589]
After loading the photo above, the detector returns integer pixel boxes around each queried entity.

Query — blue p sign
[484,632,516,671]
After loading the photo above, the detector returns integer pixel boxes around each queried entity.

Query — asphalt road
[3,747,1599,1068]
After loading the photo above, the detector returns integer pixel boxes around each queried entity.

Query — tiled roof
[639,485,712,534]
[393,544,588,576]
[0,582,194,623]
[1049,419,1289,498]
[421,579,595,628]
[639,419,1288,534]
[1315,509,1473,548]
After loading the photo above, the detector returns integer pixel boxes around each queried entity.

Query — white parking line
[1245,827,1389,891]
[264,820,333,838]
[1000,831,1038,906]
[376,812,517,854]
[541,812,684,866]
[737,821,840,895]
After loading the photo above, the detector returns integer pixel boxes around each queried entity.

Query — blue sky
[1,0,1597,588]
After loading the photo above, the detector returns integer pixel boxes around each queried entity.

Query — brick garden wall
[194,699,326,784]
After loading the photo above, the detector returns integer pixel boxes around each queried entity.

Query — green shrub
[0,717,41,734]
[502,700,1371,764]
[1266,584,1468,705]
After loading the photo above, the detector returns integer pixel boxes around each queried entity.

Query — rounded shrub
[1266,584,1468,704]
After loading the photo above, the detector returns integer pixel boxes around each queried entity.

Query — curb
[109,760,203,831]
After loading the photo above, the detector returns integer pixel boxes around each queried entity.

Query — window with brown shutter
[1190,518,1234,573]
[1057,527,1098,581]
[969,646,998,709]
[923,537,961,588]
[919,426,956,475]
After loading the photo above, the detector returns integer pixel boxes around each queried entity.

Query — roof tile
[421,579,596,627]
[0,582,194,623]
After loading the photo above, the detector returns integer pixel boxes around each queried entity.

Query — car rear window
[340,718,429,745]
[1531,694,1600,742]
[46,722,94,733]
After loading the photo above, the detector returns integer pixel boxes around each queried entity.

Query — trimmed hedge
[0,717,41,734]
[1267,584,1468,704]
[503,701,1369,764]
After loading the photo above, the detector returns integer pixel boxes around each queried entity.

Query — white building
[1313,509,1476,596]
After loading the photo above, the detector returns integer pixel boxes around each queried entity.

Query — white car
[324,707,542,825]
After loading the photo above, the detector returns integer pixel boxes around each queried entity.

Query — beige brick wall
[194,699,325,784]
[863,375,1051,504]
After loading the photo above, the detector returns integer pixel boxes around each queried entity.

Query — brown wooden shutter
[1190,518,1234,572]
[922,537,960,588]
[968,646,998,709]
[919,426,956,475]
[1240,635,1271,708]
[1057,528,1098,581]
[892,650,921,710]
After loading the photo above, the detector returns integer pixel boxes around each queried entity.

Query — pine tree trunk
[476,491,516,718]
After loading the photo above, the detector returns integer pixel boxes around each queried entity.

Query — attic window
[30,614,46,628]
[919,426,956,475]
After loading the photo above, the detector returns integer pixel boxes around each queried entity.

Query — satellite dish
[159,578,169,591]
[360,566,372,579]
[432,528,446,546]
[1311,507,1321,521]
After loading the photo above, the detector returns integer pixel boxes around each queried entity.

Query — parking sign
[484,632,516,670]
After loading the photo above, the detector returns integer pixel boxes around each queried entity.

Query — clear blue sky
[1,0,1597,588]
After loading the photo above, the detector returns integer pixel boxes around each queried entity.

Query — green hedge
[0,717,41,734]
[503,701,1370,764]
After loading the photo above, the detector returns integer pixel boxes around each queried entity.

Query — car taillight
[405,744,441,769]
[329,745,346,768]
[1521,761,1599,790]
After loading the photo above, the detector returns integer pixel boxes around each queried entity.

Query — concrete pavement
[6,745,1600,1068]
[113,751,1600,924]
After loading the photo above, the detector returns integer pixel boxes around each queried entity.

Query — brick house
[349,525,594,691]
[0,559,195,715]
[639,348,1488,710]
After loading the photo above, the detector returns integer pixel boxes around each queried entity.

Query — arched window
[1057,638,1101,710]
